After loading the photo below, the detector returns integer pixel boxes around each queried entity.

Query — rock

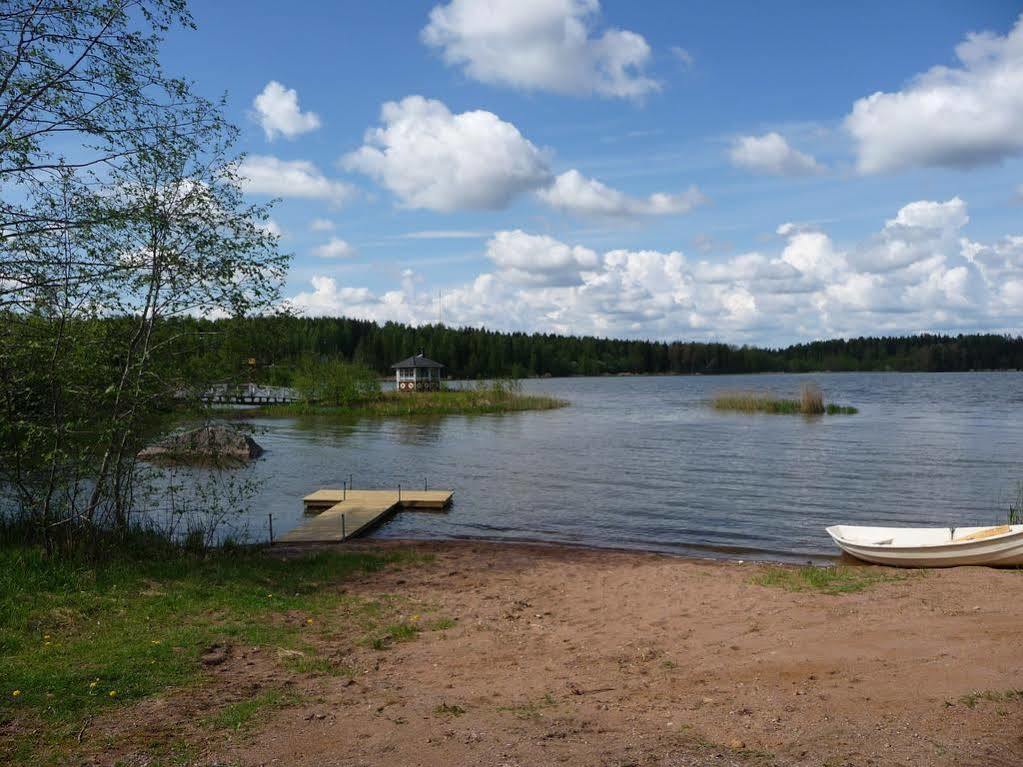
[729,739,746,750]
[201,643,229,666]
[138,423,264,465]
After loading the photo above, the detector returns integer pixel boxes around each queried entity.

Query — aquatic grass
[712,383,857,416]
[252,383,567,418]
[751,564,904,594]
[0,543,429,763]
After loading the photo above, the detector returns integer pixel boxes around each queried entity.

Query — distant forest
[170,316,1023,382]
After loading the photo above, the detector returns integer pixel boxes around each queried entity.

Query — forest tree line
[170,316,1023,383]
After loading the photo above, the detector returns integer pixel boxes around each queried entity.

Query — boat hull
[826,525,1023,568]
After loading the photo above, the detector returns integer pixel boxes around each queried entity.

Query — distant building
[391,353,444,392]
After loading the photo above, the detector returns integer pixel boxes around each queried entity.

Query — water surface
[220,372,1023,563]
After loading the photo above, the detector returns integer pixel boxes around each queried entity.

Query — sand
[105,541,1023,766]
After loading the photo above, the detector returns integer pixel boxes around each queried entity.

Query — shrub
[292,357,380,407]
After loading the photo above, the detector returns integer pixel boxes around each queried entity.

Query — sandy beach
[77,540,1023,767]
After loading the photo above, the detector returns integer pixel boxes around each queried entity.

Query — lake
[206,372,1023,563]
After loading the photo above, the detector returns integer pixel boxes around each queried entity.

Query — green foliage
[1009,482,1023,525]
[256,382,566,417]
[752,565,904,594]
[292,357,380,406]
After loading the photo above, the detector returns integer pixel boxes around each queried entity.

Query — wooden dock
[277,488,453,544]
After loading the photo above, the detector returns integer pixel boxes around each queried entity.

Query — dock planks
[277,488,453,544]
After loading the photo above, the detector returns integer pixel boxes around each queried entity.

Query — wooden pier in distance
[277,487,453,544]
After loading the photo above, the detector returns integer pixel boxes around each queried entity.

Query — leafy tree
[0,2,288,552]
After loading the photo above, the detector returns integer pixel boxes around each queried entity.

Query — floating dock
[276,488,453,544]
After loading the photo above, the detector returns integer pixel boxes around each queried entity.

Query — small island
[239,353,567,417]
[713,383,858,415]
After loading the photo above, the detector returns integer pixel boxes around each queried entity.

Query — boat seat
[958,525,1011,542]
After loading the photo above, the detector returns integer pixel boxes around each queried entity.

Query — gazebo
[391,353,444,392]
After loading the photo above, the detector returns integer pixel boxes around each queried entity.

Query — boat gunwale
[825,524,1023,552]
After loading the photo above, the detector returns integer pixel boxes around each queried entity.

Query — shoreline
[8,537,1022,766]
[232,539,1023,765]
[275,534,844,567]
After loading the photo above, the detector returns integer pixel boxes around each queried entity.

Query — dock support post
[268,513,274,545]
[424,477,428,491]
[349,473,353,491]
[343,479,346,501]
[398,484,401,503]
[341,513,346,540]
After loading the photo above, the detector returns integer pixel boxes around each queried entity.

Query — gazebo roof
[391,353,444,370]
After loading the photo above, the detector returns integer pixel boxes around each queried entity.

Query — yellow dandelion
[306,618,313,625]
[89,681,97,689]
[150,639,161,645]
[412,614,420,622]
[11,690,21,698]
[43,634,51,640]
[108,690,117,698]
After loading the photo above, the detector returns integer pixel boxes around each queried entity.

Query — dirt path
[104,541,1023,766]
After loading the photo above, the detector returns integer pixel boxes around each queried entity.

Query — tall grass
[712,383,857,416]
[253,380,567,417]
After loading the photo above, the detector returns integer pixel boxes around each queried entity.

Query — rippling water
[216,372,1023,563]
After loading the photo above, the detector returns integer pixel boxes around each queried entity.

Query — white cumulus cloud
[729,133,824,176]
[846,15,1023,173]
[238,155,355,205]
[252,81,321,141]
[421,0,659,99]
[343,96,551,212]
[310,218,335,231]
[312,238,356,259]
[486,229,599,285]
[286,197,1023,345]
[537,169,706,217]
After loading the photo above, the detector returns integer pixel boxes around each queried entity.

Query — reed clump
[712,383,857,416]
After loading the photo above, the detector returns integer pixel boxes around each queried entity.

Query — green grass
[205,688,302,731]
[0,542,430,763]
[953,689,1023,709]
[751,564,903,594]
[498,692,558,720]
[433,702,467,717]
[249,384,567,418]
[713,384,857,416]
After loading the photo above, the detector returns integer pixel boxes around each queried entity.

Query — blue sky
[162,1,1023,346]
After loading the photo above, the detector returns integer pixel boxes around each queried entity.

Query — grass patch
[953,689,1023,709]
[368,621,421,650]
[433,702,467,717]
[498,693,558,720]
[250,382,567,418]
[205,688,302,731]
[751,564,903,595]
[0,542,429,763]
[713,383,857,416]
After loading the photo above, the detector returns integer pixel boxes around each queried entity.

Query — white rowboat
[826,524,1023,567]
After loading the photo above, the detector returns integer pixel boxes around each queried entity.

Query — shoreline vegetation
[237,360,567,417]
[713,383,858,415]
[250,385,568,417]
